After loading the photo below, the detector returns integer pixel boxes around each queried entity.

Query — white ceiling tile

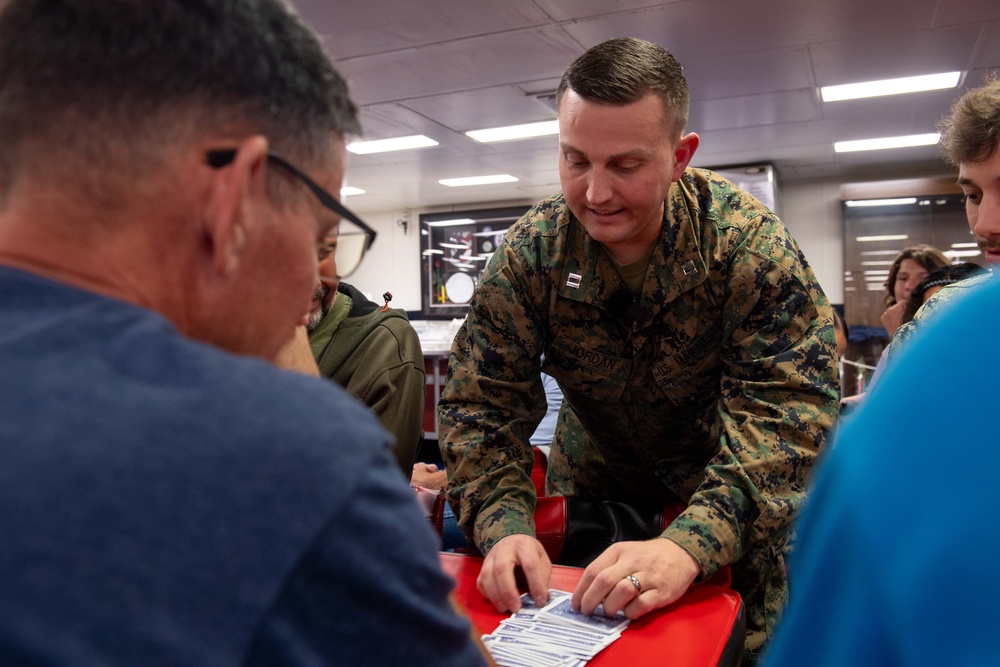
[296,0,551,58]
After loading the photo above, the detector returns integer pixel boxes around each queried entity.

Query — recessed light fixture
[466,120,559,143]
[856,234,909,242]
[425,218,476,228]
[821,72,961,102]
[945,249,982,258]
[346,135,439,154]
[951,242,979,249]
[844,197,918,207]
[340,186,365,196]
[439,175,519,187]
[835,134,940,153]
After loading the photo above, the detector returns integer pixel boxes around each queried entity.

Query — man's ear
[201,135,270,278]
[671,132,700,181]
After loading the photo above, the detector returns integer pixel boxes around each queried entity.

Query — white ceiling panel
[972,25,1000,70]
[399,86,557,133]
[690,89,820,132]
[282,0,1000,213]
[337,25,582,105]
[559,0,940,61]
[682,48,814,101]
[529,0,687,23]
[296,0,551,58]
[933,0,1000,27]
[810,25,981,86]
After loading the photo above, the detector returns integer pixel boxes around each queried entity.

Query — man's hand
[477,534,552,613]
[571,538,701,620]
[881,301,907,338]
[410,462,447,490]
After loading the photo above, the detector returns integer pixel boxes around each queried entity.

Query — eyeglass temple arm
[205,149,377,252]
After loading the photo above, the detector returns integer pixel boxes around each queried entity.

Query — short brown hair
[938,73,1000,167]
[883,245,951,306]
[556,38,689,137]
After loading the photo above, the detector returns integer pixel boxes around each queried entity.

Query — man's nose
[973,190,1000,239]
[317,253,338,282]
[586,169,613,205]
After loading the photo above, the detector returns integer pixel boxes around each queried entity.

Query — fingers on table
[477,539,551,613]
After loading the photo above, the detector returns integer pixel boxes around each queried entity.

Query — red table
[440,552,745,666]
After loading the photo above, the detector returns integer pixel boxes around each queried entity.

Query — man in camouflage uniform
[888,76,1000,363]
[438,38,839,660]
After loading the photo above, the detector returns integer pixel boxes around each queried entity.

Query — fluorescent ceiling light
[945,249,982,258]
[421,249,444,255]
[951,242,979,249]
[439,242,471,249]
[844,197,918,207]
[835,133,939,153]
[856,234,909,242]
[860,261,893,266]
[340,186,365,196]
[426,218,475,228]
[466,120,559,143]
[863,270,890,276]
[439,174,519,187]
[821,72,961,102]
[347,135,438,154]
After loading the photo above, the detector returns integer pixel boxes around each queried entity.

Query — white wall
[347,208,424,312]
[780,178,846,305]
[348,179,849,312]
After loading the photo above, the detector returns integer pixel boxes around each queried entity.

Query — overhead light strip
[835,133,940,153]
[439,175,519,187]
[856,234,910,243]
[821,71,961,102]
[844,197,918,207]
[347,135,439,155]
[466,120,559,143]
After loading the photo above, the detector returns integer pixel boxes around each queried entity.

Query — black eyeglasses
[206,149,376,278]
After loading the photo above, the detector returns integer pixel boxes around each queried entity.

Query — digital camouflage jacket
[888,272,992,366]
[439,169,838,652]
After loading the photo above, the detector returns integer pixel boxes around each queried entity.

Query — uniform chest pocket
[651,326,724,409]
[546,335,630,404]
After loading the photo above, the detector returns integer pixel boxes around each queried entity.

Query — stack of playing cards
[481,590,629,667]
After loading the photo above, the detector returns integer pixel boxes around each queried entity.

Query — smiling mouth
[589,207,625,217]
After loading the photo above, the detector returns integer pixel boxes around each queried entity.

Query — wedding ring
[625,574,642,599]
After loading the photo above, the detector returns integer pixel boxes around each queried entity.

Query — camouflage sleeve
[887,275,990,366]
[661,219,840,576]
[438,239,550,553]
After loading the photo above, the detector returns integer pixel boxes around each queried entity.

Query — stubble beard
[306,283,330,332]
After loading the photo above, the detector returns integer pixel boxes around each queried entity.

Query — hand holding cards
[482,590,630,667]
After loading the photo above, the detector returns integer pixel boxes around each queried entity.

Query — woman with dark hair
[880,245,951,337]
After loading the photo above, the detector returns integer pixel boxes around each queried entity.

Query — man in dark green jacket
[307,276,424,475]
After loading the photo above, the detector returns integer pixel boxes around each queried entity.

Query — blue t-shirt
[765,273,1000,666]
[0,267,486,666]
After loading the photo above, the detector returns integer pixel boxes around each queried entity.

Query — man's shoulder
[894,272,993,350]
[350,310,423,360]
[677,168,776,226]
[505,193,570,249]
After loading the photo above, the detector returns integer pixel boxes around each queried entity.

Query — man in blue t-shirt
[0,2,489,665]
